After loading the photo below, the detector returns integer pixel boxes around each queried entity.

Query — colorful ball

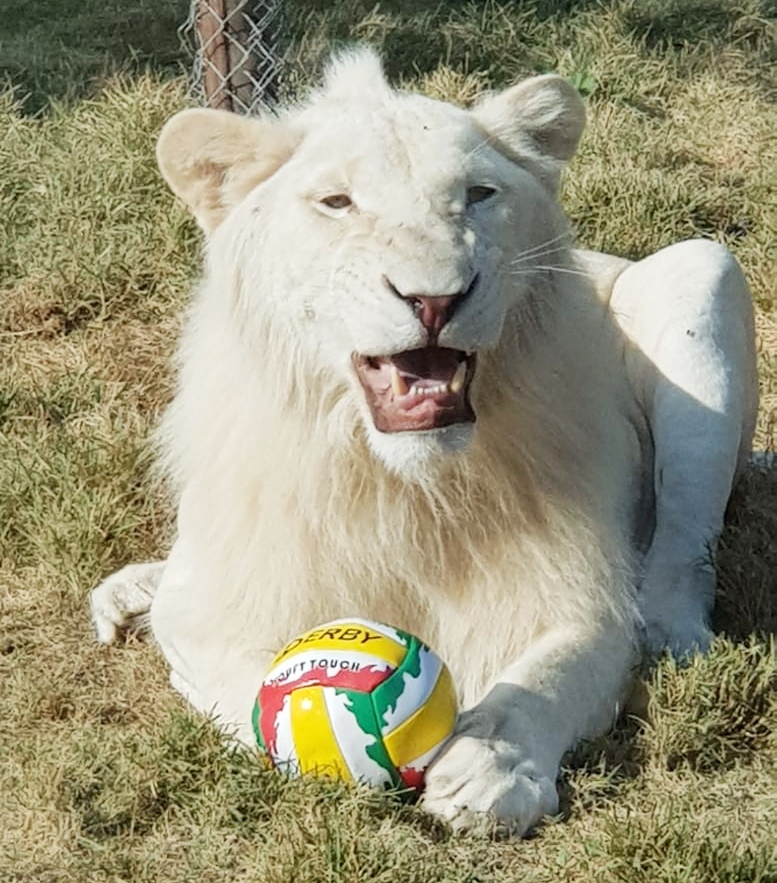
[252,617,458,791]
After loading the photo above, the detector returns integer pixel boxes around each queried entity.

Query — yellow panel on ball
[288,684,352,780]
[267,618,408,673]
[382,664,458,773]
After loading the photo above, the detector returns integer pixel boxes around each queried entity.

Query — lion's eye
[320,194,353,210]
[466,185,497,206]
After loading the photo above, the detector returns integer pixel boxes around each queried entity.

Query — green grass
[0,0,191,113]
[1,0,776,880]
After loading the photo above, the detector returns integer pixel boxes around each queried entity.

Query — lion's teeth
[450,361,467,394]
[390,365,409,396]
[403,381,460,397]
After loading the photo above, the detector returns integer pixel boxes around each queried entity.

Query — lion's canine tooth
[450,361,467,394]
[390,365,409,397]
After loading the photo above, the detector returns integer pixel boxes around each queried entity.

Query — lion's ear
[156,108,298,233]
[473,75,585,192]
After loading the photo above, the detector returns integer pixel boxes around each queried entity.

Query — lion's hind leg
[611,240,758,657]
[90,561,165,644]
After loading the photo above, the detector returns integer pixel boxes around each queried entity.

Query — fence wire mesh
[180,0,290,114]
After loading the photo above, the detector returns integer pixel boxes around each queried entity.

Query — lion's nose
[408,294,460,339]
[385,275,478,342]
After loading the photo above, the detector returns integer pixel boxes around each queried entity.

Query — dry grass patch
[1,0,776,880]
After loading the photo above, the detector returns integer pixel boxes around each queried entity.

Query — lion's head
[157,49,585,480]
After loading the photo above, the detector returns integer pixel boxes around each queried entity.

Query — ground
[1,1,776,880]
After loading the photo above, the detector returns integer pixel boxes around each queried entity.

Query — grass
[1,0,776,880]
[0,0,191,114]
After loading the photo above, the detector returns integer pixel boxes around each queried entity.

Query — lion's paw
[639,561,715,660]
[641,613,713,660]
[420,734,558,837]
[89,562,164,644]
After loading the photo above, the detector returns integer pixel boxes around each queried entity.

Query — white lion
[90,49,758,836]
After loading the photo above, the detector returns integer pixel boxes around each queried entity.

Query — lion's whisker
[464,139,491,161]
[508,264,590,278]
[509,232,573,264]
[509,246,568,267]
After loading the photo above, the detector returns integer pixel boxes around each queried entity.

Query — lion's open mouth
[353,347,476,433]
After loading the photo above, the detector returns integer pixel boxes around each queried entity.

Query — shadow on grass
[6,0,775,115]
[716,465,777,640]
[622,0,775,52]
[557,712,647,822]
[0,0,190,113]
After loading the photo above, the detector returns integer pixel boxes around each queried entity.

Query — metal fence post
[182,0,285,114]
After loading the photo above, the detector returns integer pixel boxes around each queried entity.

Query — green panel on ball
[251,696,266,752]
[335,687,403,789]
[370,632,423,726]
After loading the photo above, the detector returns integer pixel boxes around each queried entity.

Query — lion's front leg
[421,624,637,836]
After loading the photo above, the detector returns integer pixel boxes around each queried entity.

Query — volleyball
[252,618,458,791]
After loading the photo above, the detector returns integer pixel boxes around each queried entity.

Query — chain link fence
[180,0,290,114]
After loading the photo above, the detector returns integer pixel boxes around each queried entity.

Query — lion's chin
[364,423,476,482]
[353,347,476,433]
